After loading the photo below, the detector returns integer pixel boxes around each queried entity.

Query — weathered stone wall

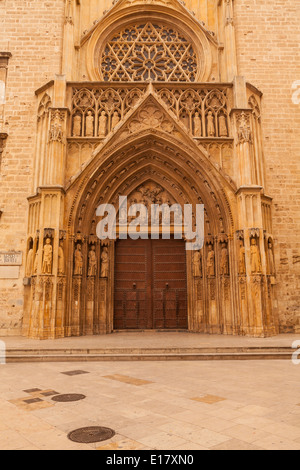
[0,0,65,334]
[234,0,300,331]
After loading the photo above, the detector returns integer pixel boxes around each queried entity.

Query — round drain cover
[68,426,115,444]
[51,394,86,403]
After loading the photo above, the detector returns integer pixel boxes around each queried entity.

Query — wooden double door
[114,238,188,330]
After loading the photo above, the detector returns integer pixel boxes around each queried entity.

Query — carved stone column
[62,0,75,80]
[191,249,205,332]
[0,52,12,166]
[24,188,67,339]
[223,0,238,81]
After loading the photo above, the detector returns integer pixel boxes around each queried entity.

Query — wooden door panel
[114,238,187,330]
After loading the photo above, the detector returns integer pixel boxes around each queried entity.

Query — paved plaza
[0,339,300,450]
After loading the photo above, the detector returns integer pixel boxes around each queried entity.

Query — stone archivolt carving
[122,0,173,6]
[99,22,197,83]
[123,181,177,224]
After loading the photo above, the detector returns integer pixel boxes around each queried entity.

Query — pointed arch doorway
[114,237,188,330]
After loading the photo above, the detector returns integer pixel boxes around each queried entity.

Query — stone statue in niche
[239,240,246,275]
[250,238,262,273]
[206,244,215,277]
[111,111,120,130]
[74,244,83,276]
[193,250,202,278]
[193,112,202,137]
[100,247,109,278]
[238,112,252,143]
[85,111,94,137]
[73,114,82,137]
[34,248,39,274]
[207,111,215,137]
[42,238,53,275]
[219,114,228,137]
[98,111,107,137]
[220,243,229,276]
[58,242,65,275]
[268,240,275,275]
[50,111,64,143]
[88,245,97,277]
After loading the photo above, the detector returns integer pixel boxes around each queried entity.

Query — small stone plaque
[0,251,22,266]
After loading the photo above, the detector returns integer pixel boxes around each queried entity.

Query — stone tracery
[100,22,198,82]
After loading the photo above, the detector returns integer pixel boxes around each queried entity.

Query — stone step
[4,347,294,362]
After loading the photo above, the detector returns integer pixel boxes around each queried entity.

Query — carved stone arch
[248,94,261,120]
[85,2,214,82]
[37,93,52,120]
[68,132,235,240]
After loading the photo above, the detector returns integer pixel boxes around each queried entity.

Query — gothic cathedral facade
[0,0,299,339]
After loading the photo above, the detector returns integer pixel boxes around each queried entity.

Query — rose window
[100,23,198,82]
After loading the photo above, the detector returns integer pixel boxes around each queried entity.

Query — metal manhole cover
[68,426,115,444]
[51,394,86,403]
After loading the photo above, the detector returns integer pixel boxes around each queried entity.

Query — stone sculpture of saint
[98,111,107,137]
[268,240,275,275]
[85,111,94,137]
[206,244,215,277]
[100,247,109,278]
[207,111,215,137]
[74,244,83,276]
[88,245,97,277]
[42,238,53,275]
[193,251,202,278]
[239,240,246,275]
[58,242,65,275]
[111,111,120,130]
[193,112,202,137]
[250,238,262,273]
[26,248,34,277]
[219,114,228,137]
[220,243,229,276]
[73,114,82,137]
